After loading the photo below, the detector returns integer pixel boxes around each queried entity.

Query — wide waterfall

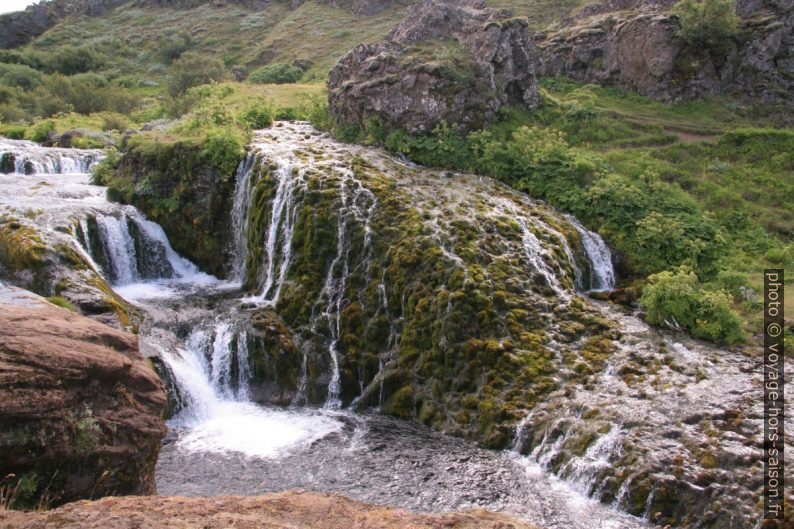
[1,129,681,529]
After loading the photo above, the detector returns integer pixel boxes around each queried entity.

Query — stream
[4,124,783,529]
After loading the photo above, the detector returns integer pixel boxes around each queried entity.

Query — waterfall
[95,214,139,285]
[318,170,377,409]
[518,219,569,299]
[565,215,616,291]
[247,160,305,305]
[230,154,256,282]
[0,138,102,175]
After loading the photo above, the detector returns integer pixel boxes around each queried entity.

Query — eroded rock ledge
[328,0,541,133]
[0,285,166,508]
[0,490,539,529]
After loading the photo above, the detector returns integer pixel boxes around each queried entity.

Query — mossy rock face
[102,138,239,278]
[0,214,138,331]
[235,123,614,449]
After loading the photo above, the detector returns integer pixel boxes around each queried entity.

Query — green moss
[45,296,77,312]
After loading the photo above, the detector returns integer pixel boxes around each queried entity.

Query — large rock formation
[537,0,794,105]
[328,0,541,133]
[0,490,540,529]
[0,285,167,508]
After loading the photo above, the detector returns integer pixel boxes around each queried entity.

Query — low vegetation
[328,78,792,346]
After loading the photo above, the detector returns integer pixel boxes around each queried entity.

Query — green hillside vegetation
[337,78,792,346]
[0,0,790,349]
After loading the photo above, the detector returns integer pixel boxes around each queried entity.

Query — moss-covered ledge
[93,132,245,278]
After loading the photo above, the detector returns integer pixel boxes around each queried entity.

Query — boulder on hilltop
[328,0,542,134]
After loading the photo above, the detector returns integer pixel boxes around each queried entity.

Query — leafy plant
[248,63,303,84]
[168,52,226,96]
[672,0,738,51]
[640,267,744,344]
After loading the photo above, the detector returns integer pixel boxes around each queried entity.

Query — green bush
[47,45,107,75]
[0,62,46,90]
[640,267,744,344]
[248,63,303,84]
[168,52,226,96]
[201,125,248,175]
[672,0,738,51]
[27,120,55,143]
[0,124,26,139]
[240,103,274,129]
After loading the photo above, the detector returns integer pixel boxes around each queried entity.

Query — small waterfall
[0,138,102,175]
[518,219,569,299]
[95,214,139,285]
[248,161,305,305]
[86,212,208,286]
[566,215,616,291]
[318,170,377,409]
[230,154,256,282]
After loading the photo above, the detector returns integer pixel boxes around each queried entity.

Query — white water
[0,131,642,526]
[230,154,256,283]
[157,327,342,459]
[566,215,616,291]
[0,137,102,175]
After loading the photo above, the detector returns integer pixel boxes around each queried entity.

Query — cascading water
[0,138,102,175]
[565,214,616,291]
[229,153,257,283]
[6,127,728,529]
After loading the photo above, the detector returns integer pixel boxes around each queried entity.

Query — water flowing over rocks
[328,0,541,133]
[537,0,794,105]
[0,490,541,529]
[0,284,166,507]
[6,125,791,528]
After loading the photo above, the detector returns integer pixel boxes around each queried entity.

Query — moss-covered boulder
[97,135,240,278]
[233,123,611,449]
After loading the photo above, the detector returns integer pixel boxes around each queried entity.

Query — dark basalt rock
[328,0,541,134]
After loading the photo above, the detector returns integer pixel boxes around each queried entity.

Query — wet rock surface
[537,0,794,106]
[156,411,646,529]
[514,301,794,528]
[0,490,541,529]
[0,284,166,507]
[328,0,541,133]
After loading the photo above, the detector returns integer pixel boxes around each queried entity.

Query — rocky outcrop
[0,490,540,528]
[105,138,238,278]
[0,214,138,331]
[0,0,128,49]
[0,285,166,508]
[537,0,794,105]
[328,0,541,133]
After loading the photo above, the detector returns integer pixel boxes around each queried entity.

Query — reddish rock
[0,286,166,508]
[0,490,541,529]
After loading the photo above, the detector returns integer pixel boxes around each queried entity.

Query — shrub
[168,52,226,96]
[672,0,738,51]
[0,124,26,139]
[201,125,248,175]
[640,267,744,344]
[240,103,274,129]
[26,120,55,143]
[47,45,107,75]
[0,62,46,90]
[248,63,303,84]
